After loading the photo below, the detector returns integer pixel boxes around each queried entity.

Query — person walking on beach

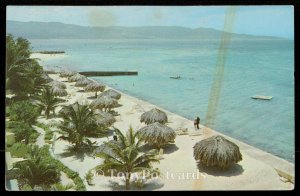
[194,118,198,129]
[196,116,200,129]
[113,133,118,141]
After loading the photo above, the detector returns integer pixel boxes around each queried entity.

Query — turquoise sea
[29,38,294,162]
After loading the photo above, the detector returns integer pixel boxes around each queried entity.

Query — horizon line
[7,19,292,40]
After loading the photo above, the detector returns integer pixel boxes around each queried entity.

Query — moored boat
[251,95,273,100]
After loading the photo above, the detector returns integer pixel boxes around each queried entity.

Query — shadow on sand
[106,179,164,191]
[197,162,244,177]
[162,144,179,154]
[105,128,115,137]
[116,103,123,107]
[142,180,164,191]
[139,143,179,154]
[57,146,95,162]
[46,110,67,118]
[87,96,97,100]
[139,144,154,153]
[77,89,85,93]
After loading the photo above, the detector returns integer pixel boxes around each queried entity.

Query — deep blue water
[30,38,294,162]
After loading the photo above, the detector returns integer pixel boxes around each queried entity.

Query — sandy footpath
[40,73,294,191]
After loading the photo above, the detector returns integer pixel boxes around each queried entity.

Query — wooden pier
[44,70,138,76]
[79,71,138,77]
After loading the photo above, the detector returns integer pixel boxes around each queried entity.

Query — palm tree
[6,35,44,97]
[11,156,60,189]
[58,102,104,150]
[50,183,75,191]
[114,126,143,149]
[95,127,160,190]
[37,86,63,119]
[28,61,47,96]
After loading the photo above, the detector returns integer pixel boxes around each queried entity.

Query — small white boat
[251,95,273,100]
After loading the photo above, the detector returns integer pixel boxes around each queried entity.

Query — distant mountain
[6,20,283,40]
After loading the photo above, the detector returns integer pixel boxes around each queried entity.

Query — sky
[7,6,294,39]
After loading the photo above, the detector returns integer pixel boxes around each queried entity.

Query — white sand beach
[39,72,294,191]
[6,5,295,191]
[30,53,67,62]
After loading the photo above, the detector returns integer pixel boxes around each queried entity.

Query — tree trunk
[46,109,50,119]
[155,144,161,149]
[125,173,131,190]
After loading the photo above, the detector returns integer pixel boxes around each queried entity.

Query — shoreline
[23,50,294,189]
[43,72,294,190]
[92,79,295,183]
[30,43,294,164]
[94,79,294,164]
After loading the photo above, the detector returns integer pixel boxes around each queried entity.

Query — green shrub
[8,143,31,158]
[9,101,40,125]
[67,170,79,179]
[12,157,60,190]
[8,144,86,191]
[29,132,40,143]
[85,170,93,181]
[38,146,86,191]
[6,121,15,129]
[85,170,94,185]
[5,105,10,117]
[6,132,16,147]
[73,177,86,191]
[50,183,75,191]
[21,184,33,191]
[8,121,39,144]
[44,129,53,141]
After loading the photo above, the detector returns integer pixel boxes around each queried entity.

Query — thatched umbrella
[94,140,118,156]
[193,135,242,169]
[51,87,68,97]
[99,89,121,100]
[59,70,67,77]
[94,110,116,126]
[47,80,67,89]
[140,108,168,125]
[59,70,70,78]
[41,73,54,83]
[65,70,77,77]
[68,73,86,82]
[84,82,106,98]
[137,122,176,148]
[75,78,92,88]
[59,70,77,78]
[90,96,118,112]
